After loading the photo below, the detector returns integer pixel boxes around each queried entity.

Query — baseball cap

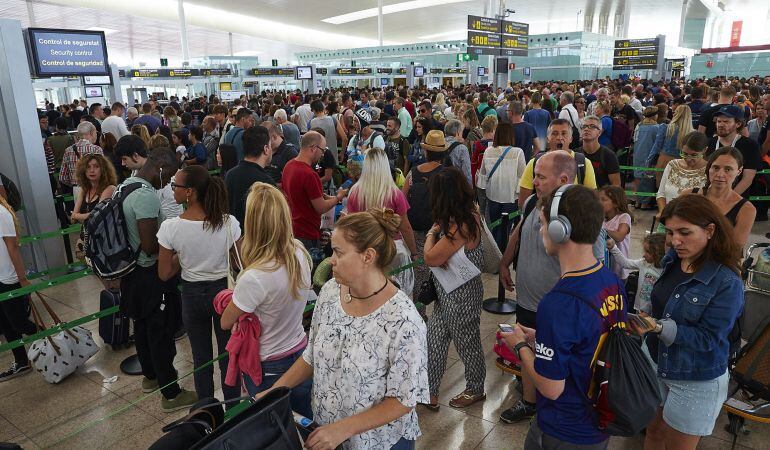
[355,109,371,128]
[713,105,744,120]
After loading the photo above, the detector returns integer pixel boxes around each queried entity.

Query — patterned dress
[303,281,429,449]
[426,240,486,396]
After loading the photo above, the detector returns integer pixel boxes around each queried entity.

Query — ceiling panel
[3,0,767,67]
[0,0,318,66]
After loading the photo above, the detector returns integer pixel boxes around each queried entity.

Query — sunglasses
[581,124,600,130]
[313,145,329,152]
[170,182,189,189]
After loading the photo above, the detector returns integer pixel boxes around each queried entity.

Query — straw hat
[422,130,447,153]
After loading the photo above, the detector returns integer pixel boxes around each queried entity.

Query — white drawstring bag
[27,293,99,384]
[388,240,415,296]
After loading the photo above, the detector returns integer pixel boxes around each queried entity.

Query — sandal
[448,390,486,408]
[421,395,440,411]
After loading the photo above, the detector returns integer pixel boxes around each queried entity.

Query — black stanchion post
[62,235,73,265]
[482,212,517,315]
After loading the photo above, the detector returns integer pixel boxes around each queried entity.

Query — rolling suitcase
[99,289,130,350]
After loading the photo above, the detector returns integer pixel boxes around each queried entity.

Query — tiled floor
[0,210,768,449]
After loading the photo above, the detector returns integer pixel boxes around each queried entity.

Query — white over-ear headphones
[547,185,573,244]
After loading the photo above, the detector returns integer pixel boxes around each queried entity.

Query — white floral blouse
[303,279,429,449]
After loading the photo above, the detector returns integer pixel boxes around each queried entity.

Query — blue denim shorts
[658,371,729,436]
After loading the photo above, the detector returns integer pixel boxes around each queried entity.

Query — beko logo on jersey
[535,342,554,361]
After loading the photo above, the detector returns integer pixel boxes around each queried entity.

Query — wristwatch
[514,342,531,360]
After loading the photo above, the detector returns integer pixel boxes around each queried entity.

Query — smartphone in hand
[628,313,657,333]
[499,323,514,333]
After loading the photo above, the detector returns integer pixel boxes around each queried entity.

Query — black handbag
[417,277,437,306]
[192,387,303,450]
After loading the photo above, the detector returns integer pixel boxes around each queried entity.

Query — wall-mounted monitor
[220,90,246,102]
[26,28,110,77]
[295,66,313,80]
[477,66,486,76]
[84,86,103,98]
[83,75,111,85]
[380,78,389,86]
[432,77,440,83]
[413,66,425,77]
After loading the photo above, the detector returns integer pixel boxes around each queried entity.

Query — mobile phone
[628,313,655,331]
[498,323,514,333]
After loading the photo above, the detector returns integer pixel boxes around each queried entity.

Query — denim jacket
[648,124,679,164]
[653,250,744,381]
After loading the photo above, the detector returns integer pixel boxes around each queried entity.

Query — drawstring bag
[27,292,99,384]
[224,216,243,290]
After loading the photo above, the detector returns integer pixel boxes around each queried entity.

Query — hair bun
[368,208,401,236]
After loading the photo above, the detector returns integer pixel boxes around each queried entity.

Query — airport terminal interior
[1,0,770,449]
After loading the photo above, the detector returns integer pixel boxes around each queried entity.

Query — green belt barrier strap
[19,224,81,245]
[57,352,229,446]
[0,305,118,354]
[750,196,770,201]
[626,191,657,197]
[28,262,87,280]
[0,268,92,302]
[619,165,664,172]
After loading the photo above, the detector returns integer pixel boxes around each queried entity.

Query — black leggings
[0,283,36,365]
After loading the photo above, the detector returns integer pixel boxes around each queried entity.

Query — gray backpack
[84,182,144,280]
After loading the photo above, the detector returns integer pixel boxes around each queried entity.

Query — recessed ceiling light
[85,27,119,35]
[322,0,473,25]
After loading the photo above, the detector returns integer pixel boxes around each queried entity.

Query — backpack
[0,173,22,211]
[611,118,633,149]
[84,182,145,280]
[406,166,438,232]
[552,289,661,437]
[476,104,493,122]
[511,195,539,270]
[533,151,587,185]
[442,141,462,167]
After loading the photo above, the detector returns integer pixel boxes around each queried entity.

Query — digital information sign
[26,28,110,77]
[613,38,660,70]
[251,68,294,76]
[467,16,528,57]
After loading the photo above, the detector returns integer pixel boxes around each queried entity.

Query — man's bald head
[300,130,325,151]
[533,150,577,198]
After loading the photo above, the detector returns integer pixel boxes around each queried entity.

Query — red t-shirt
[282,159,324,240]
[404,100,416,119]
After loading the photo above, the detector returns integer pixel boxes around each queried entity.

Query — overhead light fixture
[85,27,118,35]
[322,0,473,25]
[233,50,262,56]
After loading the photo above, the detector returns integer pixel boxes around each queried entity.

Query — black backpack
[476,104,493,122]
[552,288,661,437]
[84,182,144,280]
[407,166,438,232]
[0,173,22,211]
[442,141,462,167]
[532,151,587,185]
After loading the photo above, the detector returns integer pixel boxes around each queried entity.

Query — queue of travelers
[1,75,768,449]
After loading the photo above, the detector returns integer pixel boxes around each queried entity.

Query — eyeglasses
[313,145,329,152]
[581,124,600,130]
[170,182,189,189]
[419,109,428,113]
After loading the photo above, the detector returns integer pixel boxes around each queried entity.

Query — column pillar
[178,0,190,62]
[0,19,64,271]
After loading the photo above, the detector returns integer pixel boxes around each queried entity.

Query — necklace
[344,278,389,303]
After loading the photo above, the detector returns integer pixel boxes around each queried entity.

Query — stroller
[723,239,770,449]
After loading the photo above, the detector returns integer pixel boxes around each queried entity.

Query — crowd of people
[0,73,766,449]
